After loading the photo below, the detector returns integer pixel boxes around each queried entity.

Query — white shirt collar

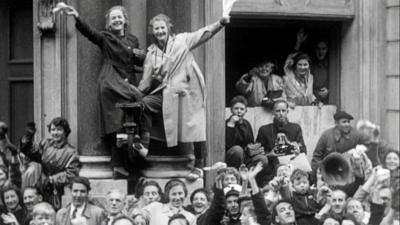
[70,202,86,218]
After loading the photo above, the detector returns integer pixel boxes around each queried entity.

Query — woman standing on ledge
[138,14,229,180]
[58,4,146,169]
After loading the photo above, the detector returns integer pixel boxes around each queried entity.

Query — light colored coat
[56,203,104,225]
[139,22,224,147]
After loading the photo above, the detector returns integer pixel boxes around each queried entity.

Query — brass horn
[320,152,352,186]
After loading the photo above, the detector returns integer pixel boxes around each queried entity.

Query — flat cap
[334,111,354,121]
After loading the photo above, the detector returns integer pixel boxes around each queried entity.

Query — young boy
[225,95,254,169]
[279,168,328,225]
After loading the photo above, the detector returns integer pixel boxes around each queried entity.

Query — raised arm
[247,162,272,225]
[185,17,229,51]
[58,4,103,46]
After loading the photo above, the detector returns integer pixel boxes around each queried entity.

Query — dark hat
[334,111,354,121]
[224,184,242,197]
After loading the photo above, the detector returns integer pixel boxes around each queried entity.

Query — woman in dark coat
[60,4,144,141]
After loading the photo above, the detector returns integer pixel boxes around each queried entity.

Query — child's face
[223,174,238,187]
[292,177,309,194]
[32,213,55,225]
[231,102,247,118]
[277,165,291,179]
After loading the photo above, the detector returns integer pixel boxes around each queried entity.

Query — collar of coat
[67,202,93,219]
[147,35,176,55]
[333,127,352,141]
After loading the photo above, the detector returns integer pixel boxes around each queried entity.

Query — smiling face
[152,20,169,44]
[385,152,399,171]
[258,62,274,79]
[192,192,209,214]
[50,124,66,144]
[226,195,240,215]
[336,118,352,134]
[24,188,42,212]
[108,9,126,32]
[4,190,20,211]
[295,59,310,77]
[168,185,186,208]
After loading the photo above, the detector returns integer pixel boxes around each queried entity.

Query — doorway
[0,0,33,142]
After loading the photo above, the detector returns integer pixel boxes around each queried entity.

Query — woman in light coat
[138,14,229,179]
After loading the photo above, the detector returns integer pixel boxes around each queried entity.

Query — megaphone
[320,152,352,186]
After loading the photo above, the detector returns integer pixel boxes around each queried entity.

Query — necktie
[72,208,78,219]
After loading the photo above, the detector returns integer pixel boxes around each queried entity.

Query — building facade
[0,0,398,186]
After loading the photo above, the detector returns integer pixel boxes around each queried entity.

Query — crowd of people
[0,2,398,225]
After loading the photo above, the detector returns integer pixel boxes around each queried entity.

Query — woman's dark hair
[189,188,210,204]
[105,6,129,31]
[290,52,312,71]
[1,184,22,211]
[137,180,163,198]
[230,95,248,108]
[47,117,71,137]
[168,214,189,225]
[163,179,187,202]
[148,14,174,43]
[384,150,399,168]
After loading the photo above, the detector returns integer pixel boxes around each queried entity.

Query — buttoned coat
[139,22,223,147]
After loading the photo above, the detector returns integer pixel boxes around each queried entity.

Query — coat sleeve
[235,74,252,96]
[9,159,22,188]
[296,125,307,154]
[184,21,224,51]
[311,132,328,172]
[138,54,154,94]
[251,192,272,225]
[75,17,103,47]
[19,139,44,163]
[204,187,226,225]
[51,152,81,186]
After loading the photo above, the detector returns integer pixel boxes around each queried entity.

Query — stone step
[79,156,113,179]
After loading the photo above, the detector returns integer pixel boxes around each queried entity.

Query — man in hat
[311,111,369,195]
[221,184,242,225]
[311,111,369,172]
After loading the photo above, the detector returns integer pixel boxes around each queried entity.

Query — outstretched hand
[296,28,308,44]
[53,2,79,18]
[248,162,263,179]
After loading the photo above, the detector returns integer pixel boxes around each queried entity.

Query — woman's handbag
[49,183,61,210]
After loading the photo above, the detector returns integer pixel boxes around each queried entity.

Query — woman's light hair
[148,14,173,42]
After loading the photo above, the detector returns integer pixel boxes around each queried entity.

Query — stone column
[33,0,78,145]
[122,0,147,49]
